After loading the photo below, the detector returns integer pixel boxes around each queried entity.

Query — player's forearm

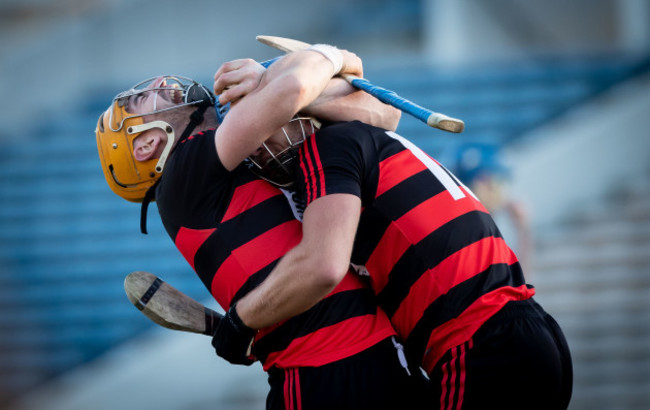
[214,50,347,170]
[236,194,360,330]
[250,46,364,122]
[235,243,340,329]
[303,78,401,130]
[265,51,338,113]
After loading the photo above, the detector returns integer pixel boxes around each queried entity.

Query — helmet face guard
[247,117,317,188]
[95,76,215,202]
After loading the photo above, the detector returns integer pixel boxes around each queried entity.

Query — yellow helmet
[95,76,215,202]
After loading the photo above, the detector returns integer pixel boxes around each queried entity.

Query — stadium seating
[533,171,650,408]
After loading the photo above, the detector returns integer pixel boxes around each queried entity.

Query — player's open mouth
[162,81,184,105]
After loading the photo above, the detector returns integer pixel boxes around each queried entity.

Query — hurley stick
[256,35,465,133]
[124,271,221,336]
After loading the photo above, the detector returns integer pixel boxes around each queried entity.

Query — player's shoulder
[174,128,217,151]
[317,120,382,143]
[156,128,227,227]
[320,120,378,132]
[166,128,221,170]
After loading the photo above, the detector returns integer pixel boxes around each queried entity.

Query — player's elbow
[290,242,348,293]
[310,259,348,291]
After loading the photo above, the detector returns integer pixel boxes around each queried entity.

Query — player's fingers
[214,59,262,96]
[217,86,238,105]
[213,58,251,79]
[339,49,363,78]
[213,59,250,94]
[238,64,266,92]
[231,61,265,90]
[213,72,235,96]
[216,63,267,104]
[217,80,255,105]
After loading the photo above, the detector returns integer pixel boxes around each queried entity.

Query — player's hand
[211,304,257,366]
[213,58,266,106]
[338,49,363,79]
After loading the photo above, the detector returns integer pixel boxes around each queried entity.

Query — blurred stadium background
[1,0,649,409]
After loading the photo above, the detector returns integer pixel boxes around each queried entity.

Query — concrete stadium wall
[504,71,650,228]
[423,0,650,65]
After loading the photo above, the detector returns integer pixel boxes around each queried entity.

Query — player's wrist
[307,44,343,75]
[212,303,257,366]
[228,303,256,335]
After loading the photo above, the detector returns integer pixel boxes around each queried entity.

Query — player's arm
[212,193,360,364]
[213,48,362,171]
[234,193,360,329]
[215,60,399,130]
[301,78,401,131]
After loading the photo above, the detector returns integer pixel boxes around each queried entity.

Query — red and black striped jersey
[296,121,535,374]
[156,129,394,370]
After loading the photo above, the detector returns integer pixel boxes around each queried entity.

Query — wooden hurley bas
[124,271,222,336]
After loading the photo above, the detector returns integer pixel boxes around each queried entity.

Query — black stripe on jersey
[377,134,408,161]
[253,288,378,361]
[377,211,502,317]
[375,169,448,220]
[220,194,296,249]
[404,262,528,362]
[353,170,455,265]
[192,194,295,288]
[353,206,393,263]
[230,261,276,305]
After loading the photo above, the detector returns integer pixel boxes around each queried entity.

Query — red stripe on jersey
[298,143,315,203]
[210,220,302,308]
[298,155,312,204]
[222,179,280,222]
[290,369,296,410]
[447,346,458,410]
[210,255,247,309]
[398,188,488,245]
[295,368,302,410]
[174,227,216,270]
[391,237,518,338]
[311,137,326,199]
[254,272,371,341]
[329,271,371,294]
[365,223,412,293]
[440,342,469,410]
[233,219,302,275]
[377,149,427,197]
[300,136,326,203]
[284,369,293,410]
[457,341,470,410]
[364,190,489,293]
[284,368,302,410]
[421,284,535,374]
[262,313,395,371]
[440,355,450,410]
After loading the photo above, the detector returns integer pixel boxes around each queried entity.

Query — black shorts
[266,337,429,410]
[427,299,573,410]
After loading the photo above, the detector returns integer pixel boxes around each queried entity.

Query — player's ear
[133,133,162,162]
